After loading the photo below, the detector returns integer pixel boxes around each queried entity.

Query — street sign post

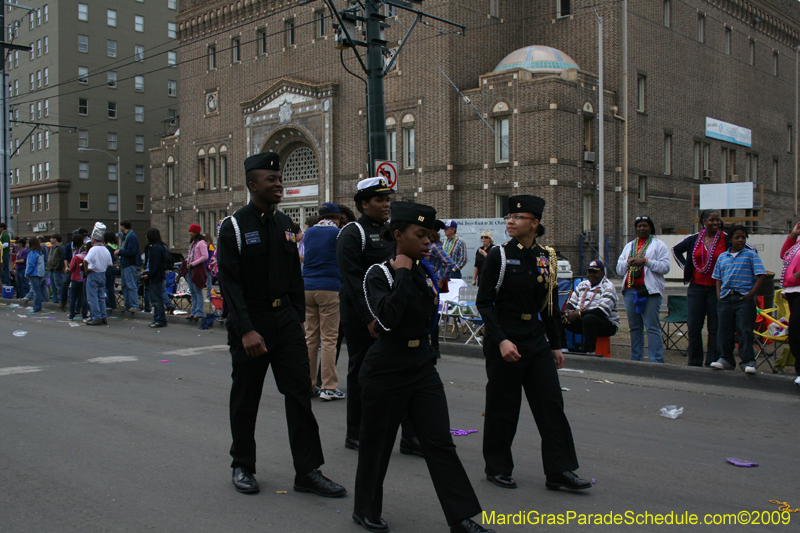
[374,160,398,190]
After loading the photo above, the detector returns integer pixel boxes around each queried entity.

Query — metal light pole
[594,9,605,262]
[77,148,121,233]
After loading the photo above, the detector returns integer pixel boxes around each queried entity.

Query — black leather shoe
[352,512,389,533]
[486,473,517,489]
[546,471,592,491]
[293,469,346,498]
[345,437,359,451]
[450,518,496,533]
[232,467,259,494]
[399,437,424,457]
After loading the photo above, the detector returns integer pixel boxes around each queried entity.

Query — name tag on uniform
[506,259,521,265]
[369,234,382,242]
[245,231,261,245]
[285,231,296,242]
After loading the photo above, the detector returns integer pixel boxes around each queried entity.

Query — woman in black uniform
[353,202,493,533]
[477,195,591,492]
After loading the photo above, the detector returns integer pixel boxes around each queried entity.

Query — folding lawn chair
[753,290,790,373]
[442,285,484,345]
[660,295,688,355]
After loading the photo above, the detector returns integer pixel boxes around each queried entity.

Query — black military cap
[509,195,545,219]
[390,201,436,229]
[433,219,446,231]
[244,151,280,173]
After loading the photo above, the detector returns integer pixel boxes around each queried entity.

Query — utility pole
[1,2,35,228]
[326,0,464,177]
[622,0,629,236]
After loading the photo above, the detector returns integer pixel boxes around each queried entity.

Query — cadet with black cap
[335,177,423,456]
[476,195,591,492]
[217,151,346,497]
[353,201,494,533]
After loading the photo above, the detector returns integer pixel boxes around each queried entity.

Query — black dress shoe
[545,471,592,491]
[345,437,359,451]
[486,473,517,489]
[450,518,496,533]
[293,469,347,498]
[232,467,259,494]
[352,512,389,533]
[399,436,424,457]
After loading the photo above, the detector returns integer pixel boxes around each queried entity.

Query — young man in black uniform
[354,201,494,533]
[476,195,591,492]
[336,177,422,455]
[217,152,346,497]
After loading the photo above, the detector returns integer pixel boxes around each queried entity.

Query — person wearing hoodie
[25,237,46,314]
[142,228,171,328]
[186,224,209,320]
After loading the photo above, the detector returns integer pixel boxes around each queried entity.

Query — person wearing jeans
[143,228,170,328]
[710,225,767,373]
[115,220,142,312]
[25,238,45,314]
[616,216,671,363]
[84,223,114,325]
[186,224,208,320]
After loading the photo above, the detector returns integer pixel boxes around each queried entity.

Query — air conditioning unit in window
[729,174,740,183]
[702,170,713,180]
[196,181,206,190]
[583,151,596,163]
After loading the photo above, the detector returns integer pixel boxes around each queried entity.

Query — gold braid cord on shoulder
[539,246,558,314]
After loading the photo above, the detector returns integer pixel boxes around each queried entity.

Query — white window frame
[403,126,415,170]
[135,135,145,152]
[78,3,88,22]
[135,45,144,62]
[134,105,144,122]
[135,165,145,183]
[107,9,117,27]
[168,80,177,97]
[495,117,509,163]
[78,66,89,84]
[79,161,89,179]
[78,34,88,53]
[108,163,118,181]
[108,40,117,57]
[107,132,117,150]
[135,15,145,33]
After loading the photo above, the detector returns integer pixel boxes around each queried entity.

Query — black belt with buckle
[500,312,536,321]
[382,337,428,348]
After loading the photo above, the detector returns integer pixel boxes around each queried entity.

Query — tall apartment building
[151,0,800,267]
[5,0,179,239]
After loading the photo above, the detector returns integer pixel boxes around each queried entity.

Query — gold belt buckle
[272,299,282,308]
[407,339,420,348]
[520,313,532,321]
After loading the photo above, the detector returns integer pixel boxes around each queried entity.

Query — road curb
[438,341,800,397]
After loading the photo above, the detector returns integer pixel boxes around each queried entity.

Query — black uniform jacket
[336,214,394,326]
[217,201,305,337]
[476,238,561,351]
[360,260,438,383]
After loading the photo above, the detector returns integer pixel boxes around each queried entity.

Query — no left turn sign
[375,160,398,190]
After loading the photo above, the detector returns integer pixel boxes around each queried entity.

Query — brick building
[150,0,799,267]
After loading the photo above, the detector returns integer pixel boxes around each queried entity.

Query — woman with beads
[353,201,492,533]
[615,216,671,363]
[672,210,731,367]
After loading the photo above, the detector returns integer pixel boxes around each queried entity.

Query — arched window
[282,146,318,183]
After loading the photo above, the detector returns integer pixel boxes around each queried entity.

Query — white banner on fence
[448,218,507,284]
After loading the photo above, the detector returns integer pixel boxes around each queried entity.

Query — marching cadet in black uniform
[217,152,346,497]
[476,195,591,492]
[353,202,494,533]
[336,177,422,455]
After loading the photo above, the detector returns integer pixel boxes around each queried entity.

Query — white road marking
[161,345,228,357]
[87,356,138,364]
[0,366,45,376]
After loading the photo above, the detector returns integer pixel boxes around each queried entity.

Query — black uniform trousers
[354,345,481,526]
[483,331,579,477]
[343,319,416,442]
[229,305,324,474]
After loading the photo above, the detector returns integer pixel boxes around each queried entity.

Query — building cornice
[11,180,71,195]
[709,0,800,48]
[240,78,337,113]
[178,0,306,41]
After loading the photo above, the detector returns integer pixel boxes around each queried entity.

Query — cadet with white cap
[335,177,423,456]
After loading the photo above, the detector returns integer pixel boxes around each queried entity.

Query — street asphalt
[1,300,798,532]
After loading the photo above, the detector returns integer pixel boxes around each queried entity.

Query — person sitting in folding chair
[779,221,800,387]
[561,259,619,355]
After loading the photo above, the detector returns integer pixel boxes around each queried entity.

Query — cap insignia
[517,203,521,208]
[418,216,425,222]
